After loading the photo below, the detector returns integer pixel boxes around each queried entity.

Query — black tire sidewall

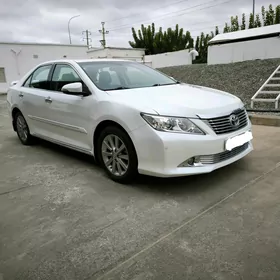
[97,126,138,183]
[15,112,33,145]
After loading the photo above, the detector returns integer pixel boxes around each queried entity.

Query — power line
[106,0,192,24]
[107,0,233,32]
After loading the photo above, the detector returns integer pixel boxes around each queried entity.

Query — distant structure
[208,24,280,65]
[189,49,199,61]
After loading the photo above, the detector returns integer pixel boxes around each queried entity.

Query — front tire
[97,126,138,183]
[14,112,34,145]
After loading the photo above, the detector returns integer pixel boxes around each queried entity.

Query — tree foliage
[129,23,193,55]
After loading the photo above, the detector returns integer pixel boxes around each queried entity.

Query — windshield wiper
[152,81,180,87]
[105,86,130,91]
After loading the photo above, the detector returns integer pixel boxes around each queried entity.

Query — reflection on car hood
[107,83,244,118]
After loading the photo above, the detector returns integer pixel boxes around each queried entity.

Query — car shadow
[31,137,247,196]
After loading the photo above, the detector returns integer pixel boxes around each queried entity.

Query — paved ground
[0,95,280,280]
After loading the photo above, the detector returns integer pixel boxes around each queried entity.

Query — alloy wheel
[16,115,28,142]
[101,134,129,176]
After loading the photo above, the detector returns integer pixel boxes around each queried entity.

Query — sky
[0,0,279,48]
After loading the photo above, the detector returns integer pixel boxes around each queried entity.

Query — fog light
[178,156,201,167]
[187,157,195,166]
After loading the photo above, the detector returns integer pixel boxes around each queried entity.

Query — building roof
[0,41,88,47]
[209,24,280,45]
[87,46,146,53]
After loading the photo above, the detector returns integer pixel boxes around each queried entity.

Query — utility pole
[99,22,109,48]
[253,0,255,22]
[82,30,92,48]
[68,15,80,44]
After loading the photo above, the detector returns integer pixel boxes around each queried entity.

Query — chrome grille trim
[205,108,248,135]
[200,143,249,165]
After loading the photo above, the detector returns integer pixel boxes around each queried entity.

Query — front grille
[199,142,249,165]
[206,108,248,135]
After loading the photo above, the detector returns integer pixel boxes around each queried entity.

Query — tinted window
[78,61,177,91]
[30,65,52,90]
[51,64,82,92]
[23,75,32,87]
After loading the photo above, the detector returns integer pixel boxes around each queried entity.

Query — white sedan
[7,59,253,183]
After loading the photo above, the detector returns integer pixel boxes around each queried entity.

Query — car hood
[107,83,244,118]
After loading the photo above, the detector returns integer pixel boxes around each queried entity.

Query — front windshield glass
[78,61,177,91]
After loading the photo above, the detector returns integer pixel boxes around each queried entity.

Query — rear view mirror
[61,82,90,96]
[10,81,18,86]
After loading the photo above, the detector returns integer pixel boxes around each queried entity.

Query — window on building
[0,68,6,83]
[30,65,52,90]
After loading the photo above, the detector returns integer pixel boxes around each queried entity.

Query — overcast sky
[0,0,279,48]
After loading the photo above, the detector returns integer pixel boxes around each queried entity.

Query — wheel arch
[93,120,137,163]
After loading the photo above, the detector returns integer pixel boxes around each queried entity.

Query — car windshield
[78,61,178,91]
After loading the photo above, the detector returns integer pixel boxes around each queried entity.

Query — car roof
[38,59,136,65]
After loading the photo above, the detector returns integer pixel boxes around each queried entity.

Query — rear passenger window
[29,65,52,90]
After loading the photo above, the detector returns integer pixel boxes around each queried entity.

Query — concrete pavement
[0,95,280,280]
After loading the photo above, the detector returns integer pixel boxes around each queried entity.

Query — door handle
[45,97,52,103]
[19,93,24,98]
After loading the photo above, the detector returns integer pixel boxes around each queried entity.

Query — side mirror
[10,81,18,86]
[61,82,90,96]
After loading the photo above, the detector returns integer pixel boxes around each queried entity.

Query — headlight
[141,113,205,135]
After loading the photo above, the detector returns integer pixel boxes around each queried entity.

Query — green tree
[261,6,267,25]
[129,23,156,54]
[230,16,239,31]
[264,4,275,25]
[215,26,220,35]
[241,13,246,30]
[195,36,200,51]
[129,23,193,55]
[254,14,262,27]
[223,23,230,33]
[275,5,280,24]
[248,13,254,28]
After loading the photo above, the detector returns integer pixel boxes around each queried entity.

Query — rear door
[43,63,94,152]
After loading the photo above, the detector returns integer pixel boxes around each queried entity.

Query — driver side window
[50,64,84,92]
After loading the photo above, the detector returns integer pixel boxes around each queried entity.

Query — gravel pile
[158,58,280,111]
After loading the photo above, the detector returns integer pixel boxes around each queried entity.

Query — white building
[87,47,145,62]
[208,24,280,65]
[144,49,194,68]
[0,42,88,93]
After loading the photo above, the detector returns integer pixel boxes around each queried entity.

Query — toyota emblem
[229,114,240,127]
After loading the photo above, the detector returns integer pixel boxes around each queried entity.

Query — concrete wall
[0,43,88,93]
[208,37,280,65]
[87,48,145,62]
[144,49,192,68]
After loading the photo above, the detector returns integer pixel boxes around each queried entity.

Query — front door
[43,63,93,152]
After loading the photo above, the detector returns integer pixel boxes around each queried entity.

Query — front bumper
[130,118,253,177]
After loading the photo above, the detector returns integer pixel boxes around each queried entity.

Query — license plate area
[225,131,253,151]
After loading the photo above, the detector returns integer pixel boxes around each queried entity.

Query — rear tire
[97,126,138,183]
[14,112,35,145]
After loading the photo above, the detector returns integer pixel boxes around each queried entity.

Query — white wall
[208,37,280,65]
[87,48,145,62]
[144,49,192,68]
[0,43,88,92]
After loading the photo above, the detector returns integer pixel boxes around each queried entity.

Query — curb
[249,114,280,127]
